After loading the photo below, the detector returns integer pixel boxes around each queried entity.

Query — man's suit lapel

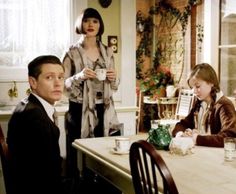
[28,94,60,136]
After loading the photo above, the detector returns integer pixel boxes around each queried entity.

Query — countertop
[0,102,69,116]
[0,103,138,117]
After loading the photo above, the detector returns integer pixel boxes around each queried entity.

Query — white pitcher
[166,85,177,98]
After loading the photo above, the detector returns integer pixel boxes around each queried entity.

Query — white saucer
[111,147,129,155]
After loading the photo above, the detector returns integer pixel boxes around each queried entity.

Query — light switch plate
[108,35,118,53]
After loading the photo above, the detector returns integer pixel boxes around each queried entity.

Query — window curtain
[0,0,71,67]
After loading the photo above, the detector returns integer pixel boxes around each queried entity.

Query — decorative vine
[136,0,201,81]
[136,11,153,79]
[196,24,204,52]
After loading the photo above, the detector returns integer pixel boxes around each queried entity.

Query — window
[203,0,236,96]
[0,0,71,68]
[219,0,236,96]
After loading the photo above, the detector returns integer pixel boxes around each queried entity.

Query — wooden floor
[64,168,122,194]
[0,164,6,194]
[0,167,122,194]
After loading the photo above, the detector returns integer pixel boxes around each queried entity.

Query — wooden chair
[136,91,144,133]
[129,140,179,194]
[156,89,194,133]
[0,124,11,194]
[175,88,194,120]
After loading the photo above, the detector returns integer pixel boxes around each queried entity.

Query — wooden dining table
[72,133,236,194]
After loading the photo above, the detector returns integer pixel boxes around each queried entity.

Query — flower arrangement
[140,65,174,99]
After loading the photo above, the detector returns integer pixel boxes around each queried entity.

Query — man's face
[29,63,65,105]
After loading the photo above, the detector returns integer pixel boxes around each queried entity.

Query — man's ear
[28,76,37,90]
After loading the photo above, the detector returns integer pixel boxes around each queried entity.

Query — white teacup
[115,137,130,152]
[95,68,107,81]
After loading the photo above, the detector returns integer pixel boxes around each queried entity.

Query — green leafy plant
[136,12,153,80]
[140,65,174,98]
[196,24,204,52]
[136,0,201,81]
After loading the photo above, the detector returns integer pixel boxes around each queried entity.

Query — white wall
[203,0,220,73]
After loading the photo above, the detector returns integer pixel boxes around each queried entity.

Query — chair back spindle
[129,140,179,194]
[175,89,194,120]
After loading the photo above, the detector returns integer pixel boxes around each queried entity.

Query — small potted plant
[140,65,174,100]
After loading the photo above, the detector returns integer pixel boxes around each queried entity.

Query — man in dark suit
[7,55,65,194]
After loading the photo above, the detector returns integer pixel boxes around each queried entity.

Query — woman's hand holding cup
[77,68,96,80]
[106,69,116,82]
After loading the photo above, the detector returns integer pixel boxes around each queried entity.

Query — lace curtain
[0,0,71,67]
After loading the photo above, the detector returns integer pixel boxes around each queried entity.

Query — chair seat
[0,124,11,194]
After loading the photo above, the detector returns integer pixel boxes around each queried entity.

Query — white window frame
[203,0,220,74]
[0,0,78,81]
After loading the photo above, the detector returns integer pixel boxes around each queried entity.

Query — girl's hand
[192,129,199,144]
[181,128,198,144]
[182,128,193,137]
[106,69,116,82]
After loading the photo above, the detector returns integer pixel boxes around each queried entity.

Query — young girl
[172,63,236,147]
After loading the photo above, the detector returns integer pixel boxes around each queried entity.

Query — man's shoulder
[13,96,44,116]
[12,97,28,114]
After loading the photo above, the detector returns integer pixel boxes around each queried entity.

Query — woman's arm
[62,49,85,101]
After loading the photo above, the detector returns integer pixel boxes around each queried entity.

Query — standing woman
[172,63,236,147]
[62,8,120,176]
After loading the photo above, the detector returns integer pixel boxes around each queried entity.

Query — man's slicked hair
[28,55,63,79]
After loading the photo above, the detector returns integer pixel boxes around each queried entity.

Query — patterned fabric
[88,58,105,104]
[62,38,120,137]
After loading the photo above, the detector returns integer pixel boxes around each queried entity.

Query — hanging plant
[196,24,204,52]
[136,0,201,82]
[136,12,153,79]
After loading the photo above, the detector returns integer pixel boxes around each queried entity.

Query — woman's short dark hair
[75,8,104,36]
[28,55,63,79]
